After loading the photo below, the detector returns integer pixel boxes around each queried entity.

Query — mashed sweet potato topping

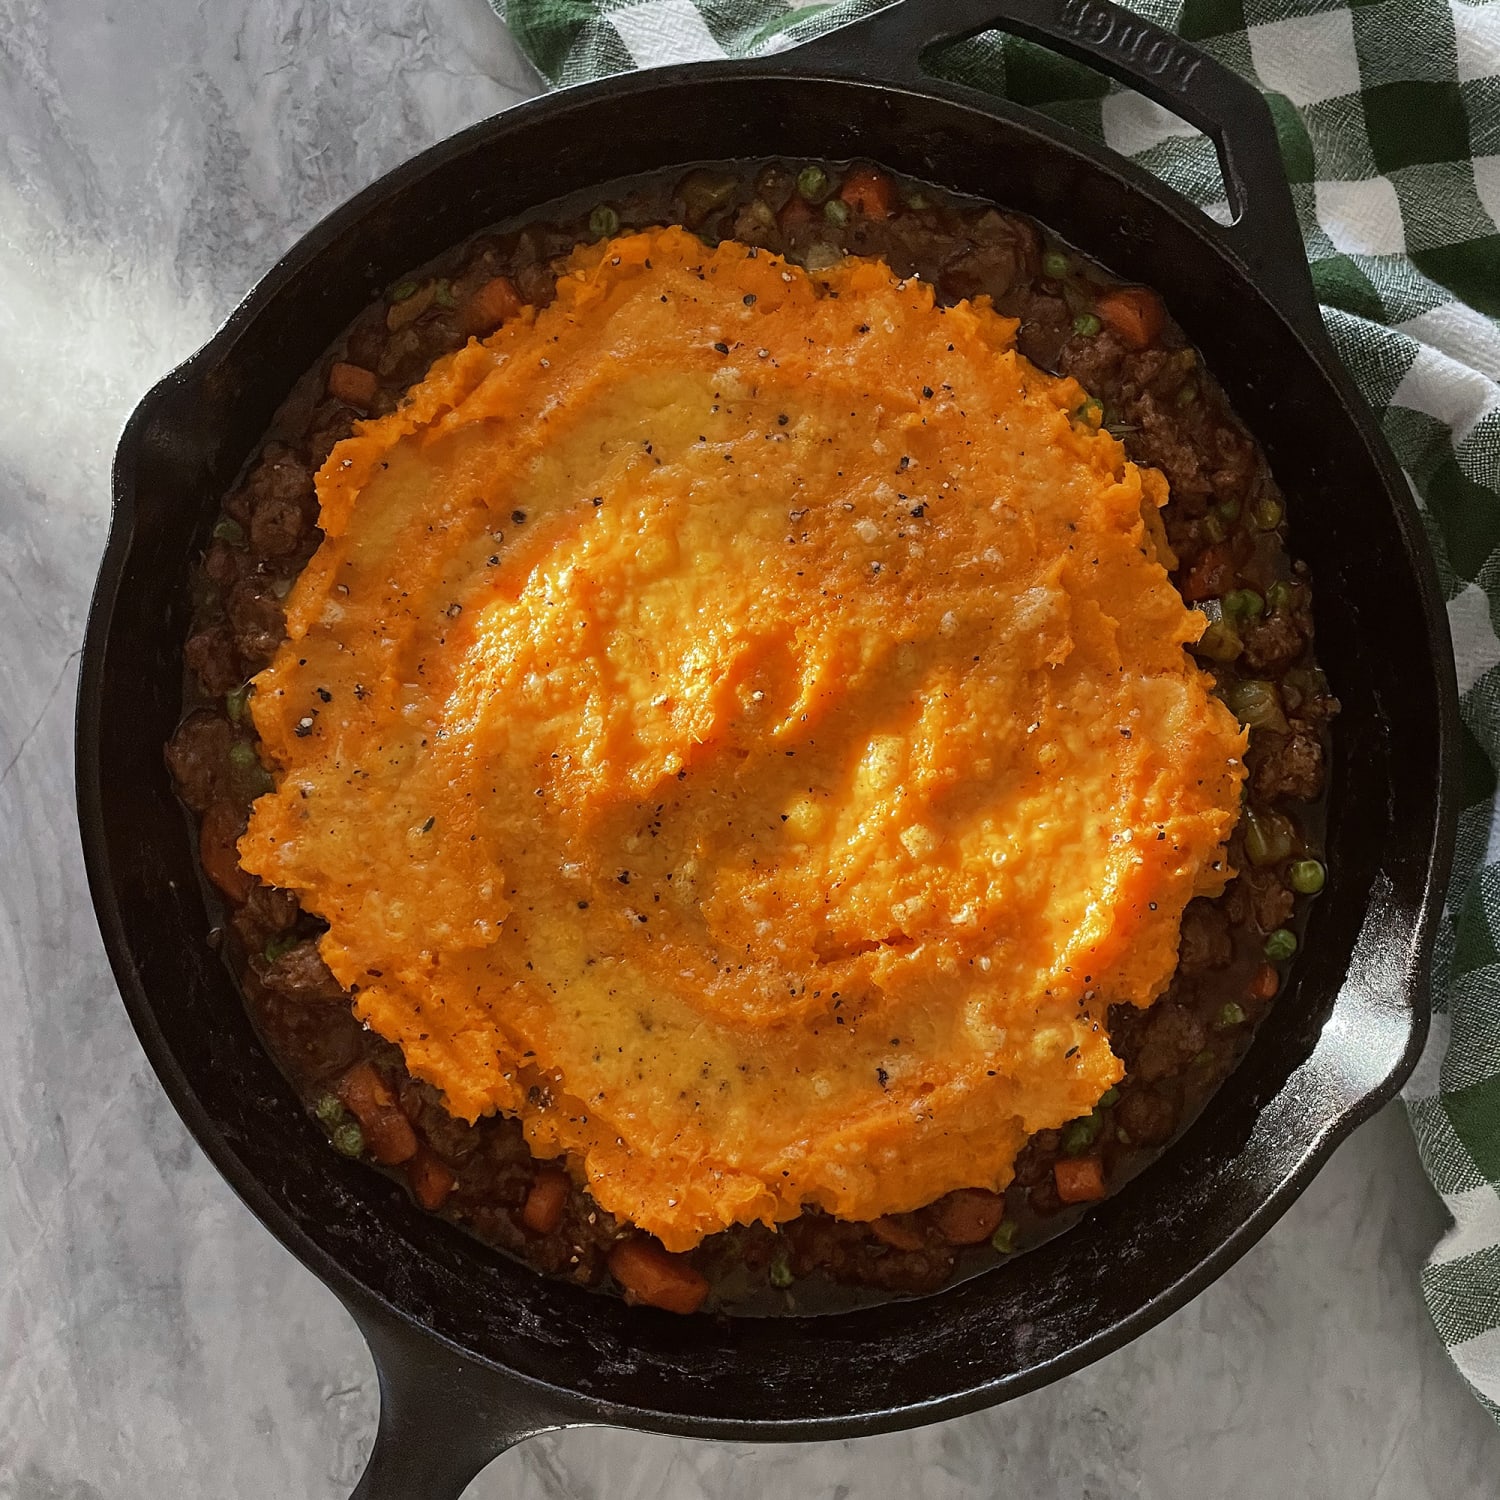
[239,227,1246,1251]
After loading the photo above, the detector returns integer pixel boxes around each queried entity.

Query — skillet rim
[76,56,1459,1441]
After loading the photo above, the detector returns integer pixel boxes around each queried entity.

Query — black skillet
[76,0,1458,1493]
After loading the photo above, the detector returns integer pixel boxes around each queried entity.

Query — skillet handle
[786,0,1323,342]
[346,1307,564,1500]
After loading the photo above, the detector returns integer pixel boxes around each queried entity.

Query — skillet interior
[80,67,1451,1435]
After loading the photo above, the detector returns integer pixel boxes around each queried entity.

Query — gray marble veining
[3,1,1498,1495]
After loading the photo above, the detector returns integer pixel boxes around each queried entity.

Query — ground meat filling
[166,160,1336,1315]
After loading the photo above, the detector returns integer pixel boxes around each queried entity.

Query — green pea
[1175,381,1199,408]
[1074,397,1104,428]
[228,740,259,770]
[823,198,851,226]
[905,190,931,211]
[1097,1086,1120,1108]
[1062,1113,1102,1155]
[1252,496,1285,530]
[589,204,620,240]
[1213,1001,1247,1030]
[388,280,419,303]
[769,1249,794,1288]
[990,1221,1018,1254]
[264,933,299,964]
[314,1093,346,1127]
[212,517,244,545]
[432,279,457,308]
[1289,858,1326,895]
[1203,514,1227,544]
[1264,927,1298,961]
[1267,581,1293,614]
[332,1122,365,1157]
[1072,312,1102,337]
[1222,588,1265,622]
[796,165,831,202]
[1042,250,1070,279]
[225,685,250,723]
[1214,496,1242,522]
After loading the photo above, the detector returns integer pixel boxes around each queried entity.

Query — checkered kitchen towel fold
[495,0,1500,1417]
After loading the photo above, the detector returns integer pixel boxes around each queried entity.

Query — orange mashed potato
[240,227,1246,1251]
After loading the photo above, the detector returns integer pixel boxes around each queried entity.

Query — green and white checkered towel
[496,0,1500,1418]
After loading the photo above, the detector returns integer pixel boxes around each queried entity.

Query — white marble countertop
[4,2,1499,1495]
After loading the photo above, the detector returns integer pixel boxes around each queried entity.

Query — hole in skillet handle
[779,0,1325,346]
[344,1294,575,1500]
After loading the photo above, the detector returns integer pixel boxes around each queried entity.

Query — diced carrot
[406,1148,456,1210]
[1054,1156,1107,1204]
[1180,542,1236,603]
[777,195,814,231]
[338,1063,418,1164]
[608,1238,709,1315]
[338,1061,397,1121]
[1095,286,1166,350]
[868,1214,926,1251]
[932,1188,1005,1245]
[839,166,896,220]
[521,1169,570,1234]
[364,1110,418,1166]
[327,362,379,409]
[199,801,253,903]
[1249,962,1281,1001]
[459,275,524,337]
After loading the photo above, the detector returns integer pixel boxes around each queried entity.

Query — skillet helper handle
[789,0,1323,341]
[348,1313,559,1500]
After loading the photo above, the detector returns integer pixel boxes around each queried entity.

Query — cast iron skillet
[77,0,1458,1494]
